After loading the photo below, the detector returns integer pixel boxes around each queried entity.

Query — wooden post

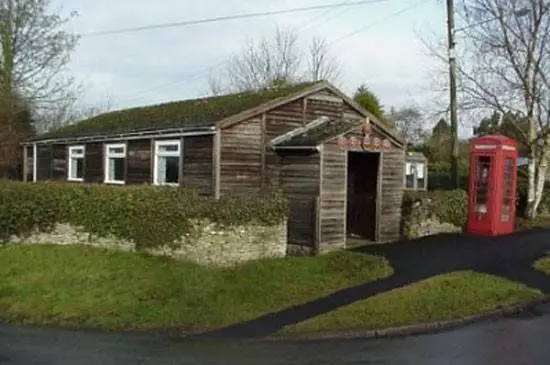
[212,130,221,199]
[22,145,28,182]
[260,113,266,193]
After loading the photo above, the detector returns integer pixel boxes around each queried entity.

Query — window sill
[68,178,84,182]
[104,180,125,185]
[154,182,180,187]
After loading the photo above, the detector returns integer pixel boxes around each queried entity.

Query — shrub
[402,189,468,228]
[0,181,288,250]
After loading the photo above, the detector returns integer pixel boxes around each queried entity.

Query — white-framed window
[68,145,85,182]
[104,143,126,184]
[153,140,181,186]
[405,161,427,190]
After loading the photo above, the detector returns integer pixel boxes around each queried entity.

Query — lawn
[0,244,392,331]
[283,271,543,333]
[0,245,543,334]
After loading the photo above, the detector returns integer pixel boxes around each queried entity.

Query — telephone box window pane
[501,157,514,222]
[475,156,491,217]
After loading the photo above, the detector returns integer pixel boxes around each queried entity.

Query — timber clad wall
[25,146,33,181]
[319,141,347,250]
[84,143,103,183]
[279,151,320,248]
[379,150,405,242]
[36,145,52,180]
[126,139,151,184]
[305,89,344,121]
[264,99,304,191]
[51,145,66,180]
[220,118,262,196]
[182,135,213,195]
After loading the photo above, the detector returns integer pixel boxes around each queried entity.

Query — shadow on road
[196,228,550,339]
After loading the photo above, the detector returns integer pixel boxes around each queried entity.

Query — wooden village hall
[22,81,406,253]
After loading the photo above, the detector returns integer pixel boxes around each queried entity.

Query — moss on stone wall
[401,190,467,239]
[9,221,287,266]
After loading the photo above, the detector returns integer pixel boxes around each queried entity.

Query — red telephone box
[467,135,519,236]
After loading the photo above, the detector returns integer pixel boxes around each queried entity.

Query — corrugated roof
[272,117,358,147]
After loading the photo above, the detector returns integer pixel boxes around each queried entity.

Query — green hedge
[0,181,287,250]
[402,189,468,228]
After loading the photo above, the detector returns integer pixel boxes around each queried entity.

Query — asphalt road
[1,303,550,365]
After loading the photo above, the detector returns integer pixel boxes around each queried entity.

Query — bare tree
[0,0,80,174]
[307,36,342,82]
[38,96,113,133]
[420,0,550,218]
[0,0,79,118]
[387,106,428,145]
[214,26,342,93]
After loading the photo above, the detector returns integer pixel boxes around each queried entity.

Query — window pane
[501,157,514,222]
[114,158,125,181]
[26,156,33,181]
[416,163,424,178]
[405,162,415,188]
[71,148,84,156]
[76,158,84,178]
[108,157,125,181]
[158,144,179,153]
[406,174,415,188]
[109,147,124,155]
[165,156,179,183]
[474,156,491,216]
[157,155,179,184]
[71,157,83,179]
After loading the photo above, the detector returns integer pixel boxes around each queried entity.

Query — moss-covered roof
[274,118,358,147]
[35,81,321,141]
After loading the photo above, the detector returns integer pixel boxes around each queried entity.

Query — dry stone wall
[8,220,287,267]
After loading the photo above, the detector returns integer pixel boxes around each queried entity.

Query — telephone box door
[468,154,494,234]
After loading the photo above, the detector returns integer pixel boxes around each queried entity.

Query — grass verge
[533,257,550,275]
[0,244,392,331]
[283,271,543,333]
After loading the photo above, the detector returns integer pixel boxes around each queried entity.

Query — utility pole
[446,0,460,189]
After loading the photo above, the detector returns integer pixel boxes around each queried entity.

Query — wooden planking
[220,117,262,196]
[379,150,405,242]
[51,145,67,180]
[84,143,103,183]
[279,151,320,248]
[35,145,52,181]
[263,99,305,191]
[126,139,152,184]
[305,89,344,122]
[25,145,33,182]
[183,135,213,195]
[319,141,347,251]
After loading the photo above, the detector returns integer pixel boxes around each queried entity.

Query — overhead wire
[328,0,431,46]
[113,0,392,104]
[81,0,389,37]
[110,0,430,105]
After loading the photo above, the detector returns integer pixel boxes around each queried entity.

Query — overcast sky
[59,0,470,134]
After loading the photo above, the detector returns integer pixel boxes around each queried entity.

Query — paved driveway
[200,228,550,338]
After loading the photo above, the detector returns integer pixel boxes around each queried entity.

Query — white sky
[58,0,472,136]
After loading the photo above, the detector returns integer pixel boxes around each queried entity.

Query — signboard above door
[337,118,392,151]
